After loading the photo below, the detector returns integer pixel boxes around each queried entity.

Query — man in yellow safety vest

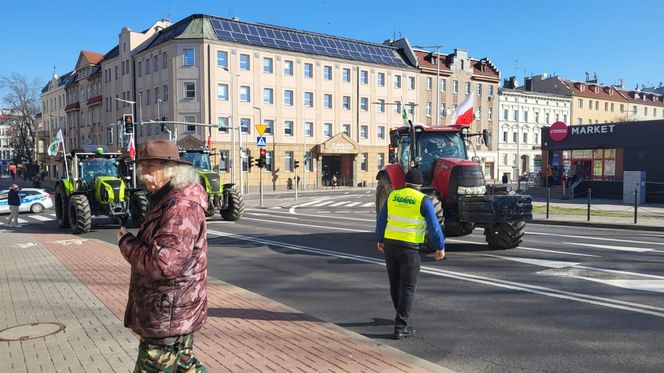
[376,168,445,339]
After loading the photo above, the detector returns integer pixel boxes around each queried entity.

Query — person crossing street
[376,168,445,340]
[5,184,22,227]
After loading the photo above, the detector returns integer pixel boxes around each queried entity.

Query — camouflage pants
[133,334,207,373]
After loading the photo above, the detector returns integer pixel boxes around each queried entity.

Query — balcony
[65,102,80,112]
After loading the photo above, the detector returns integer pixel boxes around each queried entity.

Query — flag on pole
[128,133,136,158]
[207,134,212,149]
[47,129,64,156]
[402,109,409,126]
[450,94,474,126]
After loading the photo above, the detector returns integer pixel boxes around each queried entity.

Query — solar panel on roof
[210,18,405,67]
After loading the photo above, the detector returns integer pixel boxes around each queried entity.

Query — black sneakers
[394,326,416,340]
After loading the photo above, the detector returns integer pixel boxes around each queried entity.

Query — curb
[530,218,664,232]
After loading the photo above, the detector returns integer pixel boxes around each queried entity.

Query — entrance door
[322,156,341,186]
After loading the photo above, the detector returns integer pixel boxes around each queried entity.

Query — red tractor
[376,121,533,250]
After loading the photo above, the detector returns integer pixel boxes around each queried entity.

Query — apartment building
[525,74,664,125]
[498,78,571,181]
[0,109,15,170]
[413,49,500,179]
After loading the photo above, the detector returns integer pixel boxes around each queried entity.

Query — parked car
[0,188,53,214]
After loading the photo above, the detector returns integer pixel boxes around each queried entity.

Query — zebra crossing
[291,199,375,212]
[2,211,56,226]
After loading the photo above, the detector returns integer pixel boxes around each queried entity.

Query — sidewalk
[0,229,451,373]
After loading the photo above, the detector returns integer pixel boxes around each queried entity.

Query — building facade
[498,80,571,182]
[40,71,73,180]
[0,109,16,172]
[413,49,500,180]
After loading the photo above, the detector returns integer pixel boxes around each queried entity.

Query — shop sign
[569,124,616,135]
[549,121,568,142]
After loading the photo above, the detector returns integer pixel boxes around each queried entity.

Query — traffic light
[247,151,254,171]
[123,114,134,134]
[257,148,266,168]
[160,117,167,132]
[294,159,300,169]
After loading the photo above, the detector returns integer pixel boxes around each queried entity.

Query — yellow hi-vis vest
[384,187,427,244]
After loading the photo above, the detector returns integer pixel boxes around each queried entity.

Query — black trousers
[383,243,421,329]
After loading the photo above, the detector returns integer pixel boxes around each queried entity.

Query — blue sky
[2,0,662,90]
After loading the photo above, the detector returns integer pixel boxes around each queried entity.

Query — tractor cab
[179,149,212,171]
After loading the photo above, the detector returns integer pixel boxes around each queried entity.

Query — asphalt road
[8,184,664,372]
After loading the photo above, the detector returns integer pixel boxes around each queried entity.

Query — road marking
[14,243,37,248]
[241,217,369,232]
[329,201,350,207]
[564,242,660,253]
[254,207,376,222]
[48,239,89,246]
[312,201,334,207]
[293,199,327,207]
[29,215,53,222]
[580,279,664,293]
[528,231,663,246]
[344,202,362,207]
[361,202,374,207]
[207,230,664,318]
[483,254,579,268]
[17,218,29,224]
[517,247,600,258]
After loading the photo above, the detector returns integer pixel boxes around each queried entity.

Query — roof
[413,50,499,80]
[137,14,411,68]
[81,50,104,65]
[102,45,119,61]
[41,70,75,93]
[561,79,664,107]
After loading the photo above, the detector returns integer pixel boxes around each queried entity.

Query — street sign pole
[259,164,264,208]
[295,165,298,201]
[255,124,268,207]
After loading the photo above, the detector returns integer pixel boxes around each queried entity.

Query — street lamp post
[114,97,136,188]
[414,45,442,126]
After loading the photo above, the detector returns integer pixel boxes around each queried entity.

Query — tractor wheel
[54,185,70,229]
[375,176,393,215]
[130,191,149,228]
[420,195,445,253]
[444,221,475,237]
[204,195,216,217]
[68,194,92,234]
[484,221,526,250]
[221,188,244,221]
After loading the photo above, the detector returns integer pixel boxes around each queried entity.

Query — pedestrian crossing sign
[256,136,267,147]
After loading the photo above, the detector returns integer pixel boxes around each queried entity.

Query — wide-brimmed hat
[133,140,191,165]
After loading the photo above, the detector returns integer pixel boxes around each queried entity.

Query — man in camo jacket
[117,140,208,372]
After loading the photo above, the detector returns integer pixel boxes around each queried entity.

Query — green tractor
[54,145,149,234]
[179,149,244,221]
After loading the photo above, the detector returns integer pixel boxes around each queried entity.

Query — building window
[145,58,151,74]
[162,52,167,69]
[240,86,250,102]
[240,54,250,70]
[265,151,273,171]
[342,124,351,137]
[610,103,614,112]
[588,99,593,110]
[360,97,368,111]
[578,99,583,109]
[564,114,568,123]
[441,79,447,92]
[153,55,159,72]
[154,87,160,104]
[284,120,293,136]
[304,122,313,137]
[620,104,624,113]
[218,150,229,171]
[394,75,401,89]
[477,84,482,96]
[476,106,481,119]
[502,131,508,143]
[264,119,274,135]
[534,111,540,123]
[489,86,494,97]
[263,57,273,73]
[534,133,539,144]
[240,118,250,134]
[304,151,312,172]
[217,117,229,133]
[217,50,228,68]
[284,60,294,76]
[453,80,459,93]
[263,88,274,104]
[465,82,471,95]
[360,125,368,139]
[395,101,402,114]
[185,115,196,132]
[217,84,229,100]
[184,83,196,99]
[524,111,529,123]
[360,70,368,84]
[488,107,493,121]
[545,113,550,124]
[377,72,385,87]
[342,96,351,110]
[377,153,385,170]
[426,77,432,90]
[377,126,385,140]
[163,84,169,101]
[377,99,385,113]
[284,90,294,106]
[408,76,415,90]
[426,102,432,117]
[183,49,194,66]
[342,68,351,82]
[304,92,313,107]
[137,61,142,77]
[323,94,332,109]
[440,103,446,117]
[323,123,332,137]
[604,102,609,111]
[512,132,517,143]
[304,63,313,78]
[523,133,528,144]
[361,153,368,171]
[323,65,332,80]
[285,151,293,172]
[513,109,519,121]
[595,101,599,110]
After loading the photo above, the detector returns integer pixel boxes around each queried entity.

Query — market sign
[569,124,616,135]
[548,121,568,142]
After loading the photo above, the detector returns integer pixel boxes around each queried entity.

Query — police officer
[376,168,445,339]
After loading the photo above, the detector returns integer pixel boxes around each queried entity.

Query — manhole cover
[0,322,65,341]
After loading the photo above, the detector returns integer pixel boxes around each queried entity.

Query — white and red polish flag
[450,94,474,125]
[128,134,136,158]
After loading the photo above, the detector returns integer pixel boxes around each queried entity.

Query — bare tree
[0,73,42,163]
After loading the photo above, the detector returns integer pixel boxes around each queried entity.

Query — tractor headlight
[457,185,486,195]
